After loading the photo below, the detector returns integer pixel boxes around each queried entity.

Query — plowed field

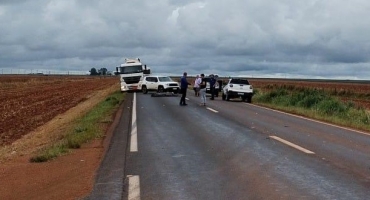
[0,75,117,146]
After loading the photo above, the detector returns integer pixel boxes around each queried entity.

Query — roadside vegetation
[30,91,124,162]
[253,85,370,132]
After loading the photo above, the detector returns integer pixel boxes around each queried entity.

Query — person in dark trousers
[209,74,216,100]
[179,72,190,106]
[199,74,207,106]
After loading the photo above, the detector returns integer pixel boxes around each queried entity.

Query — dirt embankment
[0,75,120,200]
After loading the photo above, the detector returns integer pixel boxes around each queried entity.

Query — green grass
[30,91,125,162]
[253,86,370,132]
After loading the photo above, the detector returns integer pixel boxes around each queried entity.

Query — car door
[223,79,231,94]
[147,77,158,90]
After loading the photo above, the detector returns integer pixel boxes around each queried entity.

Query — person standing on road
[209,74,216,100]
[199,74,207,106]
[194,75,201,96]
[180,72,190,106]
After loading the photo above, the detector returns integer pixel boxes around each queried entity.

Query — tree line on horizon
[89,67,113,76]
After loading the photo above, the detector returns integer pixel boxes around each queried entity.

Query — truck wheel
[222,93,226,100]
[158,86,164,93]
[142,86,148,94]
[246,97,252,103]
[242,97,246,102]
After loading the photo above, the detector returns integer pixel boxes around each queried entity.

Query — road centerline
[206,107,219,113]
[269,136,315,154]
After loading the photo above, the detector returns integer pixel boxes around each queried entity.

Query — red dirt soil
[0,141,103,200]
[0,75,119,200]
[0,75,117,145]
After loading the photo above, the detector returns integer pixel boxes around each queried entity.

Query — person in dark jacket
[179,72,190,106]
[199,74,207,106]
[209,74,216,100]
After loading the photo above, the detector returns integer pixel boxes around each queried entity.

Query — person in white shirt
[193,75,202,96]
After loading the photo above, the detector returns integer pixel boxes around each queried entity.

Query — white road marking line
[269,136,315,154]
[206,107,219,113]
[128,175,140,200]
[249,104,370,137]
[130,93,138,152]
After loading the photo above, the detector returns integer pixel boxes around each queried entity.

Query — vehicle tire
[158,86,164,93]
[142,86,148,94]
[222,93,226,100]
[241,97,246,102]
[174,89,179,94]
[226,93,230,101]
[246,97,252,103]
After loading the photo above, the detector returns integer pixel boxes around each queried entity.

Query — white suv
[139,76,180,94]
[222,78,253,103]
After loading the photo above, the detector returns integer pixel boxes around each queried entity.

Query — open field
[248,78,370,110]
[0,75,117,146]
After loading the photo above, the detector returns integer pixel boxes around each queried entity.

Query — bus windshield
[118,65,143,74]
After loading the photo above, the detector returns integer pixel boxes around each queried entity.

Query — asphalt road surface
[89,91,370,200]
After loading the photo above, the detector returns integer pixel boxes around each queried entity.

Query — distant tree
[89,68,99,75]
[98,68,108,75]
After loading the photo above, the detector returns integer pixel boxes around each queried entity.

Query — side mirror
[144,69,151,74]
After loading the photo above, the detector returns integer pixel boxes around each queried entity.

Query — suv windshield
[158,77,173,82]
[230,79,250,85]
[118,65,143,74]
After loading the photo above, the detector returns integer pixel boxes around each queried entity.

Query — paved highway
[89,91,370,200]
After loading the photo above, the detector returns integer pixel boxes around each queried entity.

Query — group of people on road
[179,72,217,106]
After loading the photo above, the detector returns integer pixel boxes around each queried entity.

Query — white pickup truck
[222,78,254,103]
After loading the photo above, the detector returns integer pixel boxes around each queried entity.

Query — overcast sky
[1,0,370,79]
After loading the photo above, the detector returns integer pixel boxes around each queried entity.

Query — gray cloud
[0,0,370,79]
